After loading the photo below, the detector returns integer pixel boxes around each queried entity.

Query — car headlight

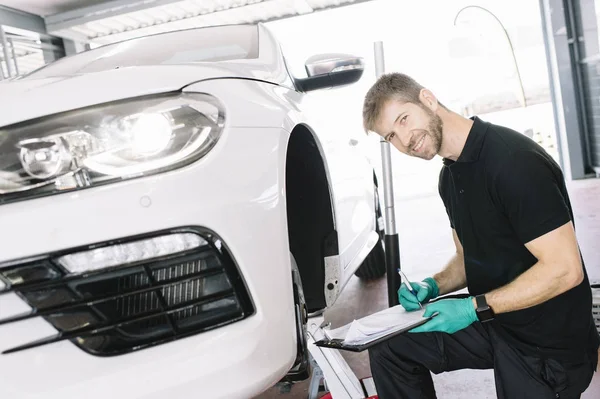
[0,93,224,203]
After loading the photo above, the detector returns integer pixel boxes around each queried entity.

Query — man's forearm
[432,252,467,296]
[484,259,583,314]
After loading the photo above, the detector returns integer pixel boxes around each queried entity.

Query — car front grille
[0,228,254,356]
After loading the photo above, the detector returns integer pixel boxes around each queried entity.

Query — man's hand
[398,277,439,311]
[409,297,477,334]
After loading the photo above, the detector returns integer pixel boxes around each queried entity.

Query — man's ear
[419,89,438,112]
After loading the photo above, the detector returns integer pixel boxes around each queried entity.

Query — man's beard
[427,110,443,154]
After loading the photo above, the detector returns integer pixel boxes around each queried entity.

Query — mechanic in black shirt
[361,73,600,398]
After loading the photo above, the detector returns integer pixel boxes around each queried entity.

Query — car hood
[0,63,286,128]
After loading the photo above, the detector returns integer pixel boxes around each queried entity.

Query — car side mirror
[294,53,365,92]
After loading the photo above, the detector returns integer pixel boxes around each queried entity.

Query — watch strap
[475,294,487,309]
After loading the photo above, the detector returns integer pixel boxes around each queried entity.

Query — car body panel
[0,23,377,399]
[1,24,292,128]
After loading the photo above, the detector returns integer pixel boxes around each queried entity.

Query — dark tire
[354,185,386,280]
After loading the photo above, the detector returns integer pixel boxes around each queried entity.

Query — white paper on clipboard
[324,304,431,345]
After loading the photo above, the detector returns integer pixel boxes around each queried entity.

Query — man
[362,73,599,398]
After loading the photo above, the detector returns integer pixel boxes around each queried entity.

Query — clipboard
[313,309,437,353]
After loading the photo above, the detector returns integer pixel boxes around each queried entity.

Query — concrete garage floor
[256,177,600,399]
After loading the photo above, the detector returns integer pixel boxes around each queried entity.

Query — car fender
[183,78,377,302]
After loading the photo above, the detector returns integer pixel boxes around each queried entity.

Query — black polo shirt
[438,116,599,361]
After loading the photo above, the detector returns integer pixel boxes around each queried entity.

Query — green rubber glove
[409,297,478,334]
[398,277,439,312]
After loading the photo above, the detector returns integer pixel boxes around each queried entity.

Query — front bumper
[0,126,297,399]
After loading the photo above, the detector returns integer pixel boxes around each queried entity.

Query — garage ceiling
[0,0,112,17]
[0,0,373,46]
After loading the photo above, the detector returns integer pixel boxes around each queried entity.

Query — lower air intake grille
[0,228,254,356]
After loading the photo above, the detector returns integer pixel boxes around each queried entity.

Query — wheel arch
[284,123,340,313]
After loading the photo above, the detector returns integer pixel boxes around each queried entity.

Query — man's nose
[399,132,413,149]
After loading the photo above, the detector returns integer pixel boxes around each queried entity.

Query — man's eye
[401,115,408,124]
[387,133,395,141]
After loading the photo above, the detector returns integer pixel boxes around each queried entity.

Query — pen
[397,269,423,309]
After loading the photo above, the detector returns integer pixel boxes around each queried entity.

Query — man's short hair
[362,73,429,134]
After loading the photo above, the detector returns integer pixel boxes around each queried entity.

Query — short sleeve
[492,150,571,244]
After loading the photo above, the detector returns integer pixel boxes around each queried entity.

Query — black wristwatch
[475,294,495,322]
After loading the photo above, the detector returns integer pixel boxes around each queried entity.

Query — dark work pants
[368,321,597,399]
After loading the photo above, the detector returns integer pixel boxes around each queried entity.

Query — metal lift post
[374,42,402,308]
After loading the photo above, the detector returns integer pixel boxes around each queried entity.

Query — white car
[0,23,385,399]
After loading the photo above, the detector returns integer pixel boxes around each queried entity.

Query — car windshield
[22,24,259,79]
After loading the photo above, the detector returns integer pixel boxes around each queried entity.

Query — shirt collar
[443,116,488,166]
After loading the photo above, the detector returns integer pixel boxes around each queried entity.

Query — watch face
[475,296,494,322]
[477,307,494,322]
